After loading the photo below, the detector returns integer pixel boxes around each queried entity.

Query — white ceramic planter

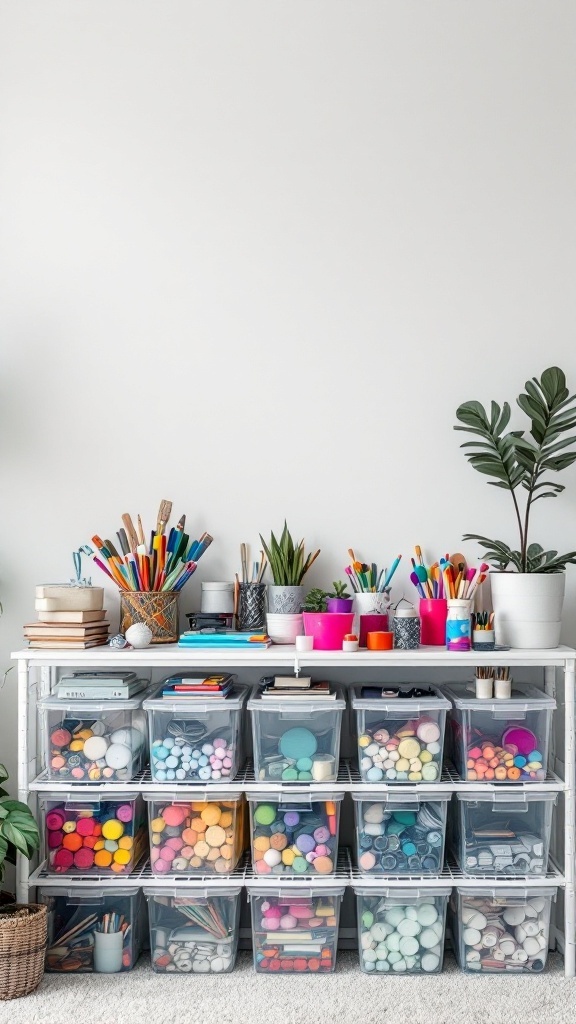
[267,585,303,614]
[266,613,304,644]
[490,572,565,649]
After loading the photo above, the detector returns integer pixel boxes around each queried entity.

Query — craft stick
[156,499,172,535]
[121,514,139,551]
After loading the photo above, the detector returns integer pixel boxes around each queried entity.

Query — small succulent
[259,522,320,586]
[329,580,351,600]
[303,588,330,612]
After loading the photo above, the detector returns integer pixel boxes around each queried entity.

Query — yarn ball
[125,623,153,648]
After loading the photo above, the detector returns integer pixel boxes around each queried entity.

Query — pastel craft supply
[147,889,240,974]
[456,889,553,973]
[43,794,146,875]
[358,716,442,783]
[249,684,344,783]
[146,795,244,875]
[356,892,448,974]
[354,797,448,875]
[250,891,342,973]
[249,795,342,877]
[44,707,146,782]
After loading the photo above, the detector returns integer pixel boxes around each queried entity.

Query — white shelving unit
[12,644,576,977]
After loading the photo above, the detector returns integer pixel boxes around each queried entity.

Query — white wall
[1,0,575,785]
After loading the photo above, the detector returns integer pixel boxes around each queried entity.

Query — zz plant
[455,366,576,573]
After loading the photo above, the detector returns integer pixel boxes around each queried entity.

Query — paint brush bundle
[345,549,401,593]
[83,499,212,593]
[409,547,489,602]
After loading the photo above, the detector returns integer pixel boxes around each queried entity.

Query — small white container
[94,930,124,973]
[266,613,304,644]
[475,676,493,700]
[472,630,495,651]
[295,634,314,652]
[201,582,234,614]
[343,639,359,652]
[495,678,512,700]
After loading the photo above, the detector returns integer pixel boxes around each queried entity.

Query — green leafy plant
[0,764,39,881]
[303,588,330,612]
[329,580,351,600]
[455,366,576,573]
[260,522,320,586]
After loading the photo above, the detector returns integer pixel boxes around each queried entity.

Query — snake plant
[260,522,320,586]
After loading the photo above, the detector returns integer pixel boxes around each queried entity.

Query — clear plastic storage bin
[351,685,450,783]
[145,884,241,973]
[41,792,147,875]
[453,791,556,876]
[353,791,449,875]
[144,792,245,876]
[143,682,247,783]
[443,684,556,783]
[38,692,149,782]
[247,885,344,973]
[354,886,450,973]
[40,885,143,973]
[248,791,343,877]
[453,885,556,973]
[248,686,345,783]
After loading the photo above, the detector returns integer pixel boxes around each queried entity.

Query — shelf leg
[16,658,30,904]
[563,658,575,977]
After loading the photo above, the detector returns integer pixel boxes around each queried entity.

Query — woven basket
[0,903,47,1000]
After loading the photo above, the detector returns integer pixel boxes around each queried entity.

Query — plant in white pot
[260,522,320,614]
[455,366,576,648]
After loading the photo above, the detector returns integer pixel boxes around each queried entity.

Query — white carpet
[0,952,571,1024]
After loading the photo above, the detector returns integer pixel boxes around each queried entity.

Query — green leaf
[1,821,30,857]
[0,765,8,786]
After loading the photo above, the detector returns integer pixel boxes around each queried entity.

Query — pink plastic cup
[302,612,355,650]
[419,598,448,646]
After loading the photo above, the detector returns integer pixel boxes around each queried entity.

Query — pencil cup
[93,931,123,973]
[120,591,179,643]
[472,629,495,651]
[238,583,267,632]
[419,599,448,646]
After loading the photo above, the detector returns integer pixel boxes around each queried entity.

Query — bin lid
[248,685,346,713]
[38,684,156,712]
[442,682,556,712]
[351,684,450,713]
[456,790,557,804]
[143,683,248,713]
[247,790,344,803]
[144,885,242,898]
[38,885,140,897]
[351,789,450,804]
[142,789,243,803]
[456,885,557,899]
[352,884,451,899]
[40,790,141,804]
[246,884,345,899]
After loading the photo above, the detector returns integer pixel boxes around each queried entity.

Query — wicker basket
[0,903,47,1000]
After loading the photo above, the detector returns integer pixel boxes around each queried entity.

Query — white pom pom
[125,623,153,648]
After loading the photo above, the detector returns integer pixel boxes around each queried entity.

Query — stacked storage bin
[444,682,558,974]
[246,684,346,972]
[37,689,153,974]
[142,679,250,972]
[350,684,452,973]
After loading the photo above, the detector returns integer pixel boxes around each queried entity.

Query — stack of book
[259,676,336,700]
[24,585,109,649]
[160,673,236,699]
[56,672,147,700]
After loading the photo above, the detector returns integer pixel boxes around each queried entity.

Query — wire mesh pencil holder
[120,591,179,643]
[238,583,266,632]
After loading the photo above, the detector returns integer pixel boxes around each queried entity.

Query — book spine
[56,687,135,699]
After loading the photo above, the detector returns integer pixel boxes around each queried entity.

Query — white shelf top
[11,643,576,667]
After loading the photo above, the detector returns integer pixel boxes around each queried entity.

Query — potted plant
[302,589,354,650]
[455,366,576,648]
[326,581,353,613]
[0,763,45,1000]
[260,522,320,614]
